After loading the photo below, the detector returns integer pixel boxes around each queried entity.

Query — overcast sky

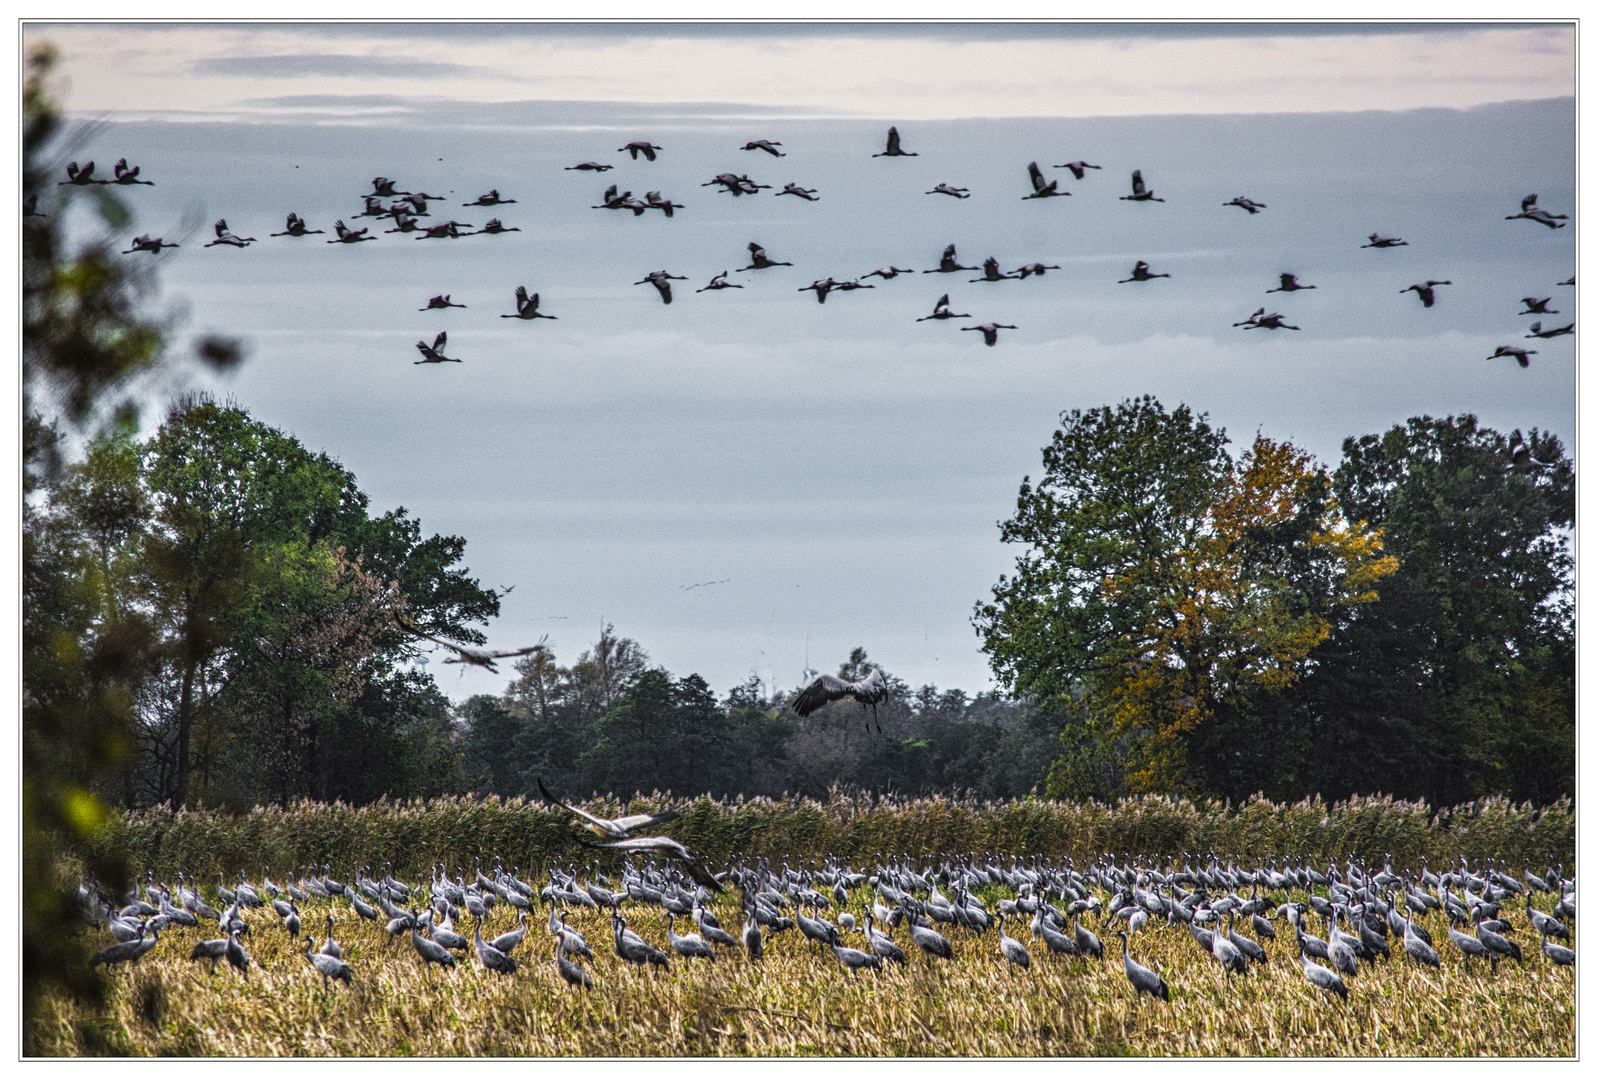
[24,21,1576,704]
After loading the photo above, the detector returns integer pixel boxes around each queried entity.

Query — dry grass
[29,890,1573,1057]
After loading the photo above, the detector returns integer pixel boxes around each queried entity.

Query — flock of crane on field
[85,774,1575,1003]
[51,124,1572,366]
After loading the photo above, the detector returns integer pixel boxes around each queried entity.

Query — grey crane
[619,141,663,161]
[798,277,840,303]
[1520,296,1559,314]
[111,158,151,184]
[225,928,251,979]
[916,294,969,322]
[398,615,547,669]
[863,914,907,965]
[1119,260,1170,283]
[554,932,594,989]
[1474,913,1522,972]
[832,940,884,973]
[1074,918,1103,959]
[1505,194,1567,229]
[1022,162,1067,200]
[490,912,529,956]
[636,270,687,304]
[996,913,1033,971]
[1267,273,1315,293]
[643,191,683,217]
[385,213,421,233]
[473,918,518,974]
[1489,345,1537,368]
[416,220,472,238]
[414,332,461,365]
[1225,196,1266,214]
[1401,914,1439,968]
[1116,930,1169,1001]
[91,923,149,969]
[547,909,592,960]
[743,140,785,156]
[1225,917,1267,966]
[303,935,353,987]
[501,286,555,320]
[1400,280,1451,307]
[565,161,614,172]
[961,323,1017,347]
[321,914,342,959]
[536,777,680,839]
[1298,937,1348,999]
[864,265,914,280]
[354,195,391,219]
[612,914,671,969]
[694,905,739,948]
[1362,233,1407,248]
[410,920,457,972]
[666,913,718,961]
[923,243,977,274]
[742,909,764,960]
[464,190,515,206]
[739,242,793,271]
[1054,160,1101,179]
[1446,917,1488,972]
[1324,912,1359,977]
[873,126,917,157]
[428,908,470,951]
[970,257,1020,283]
[190,934,230,972]
[905,913,954,960]
[926,183,970,199]
[1211,918,1249,976]
[1120,170,1164,202]
[1016,262,1060,278]
[792,667,889,732]
[121,234,178,254]
[697,271,743,293]
[796,904,842,950]
[476,218,520,234]
[593,183,634,209]
[325,219,374,244]
[422,294,465,311]
[203,219,256,247]
[601,836,723,893]
[1541,930,1574,968]
[60,160,104,185]
[777,182,819,200]
[1524,894,1568,941]
[1526,321,1574,339]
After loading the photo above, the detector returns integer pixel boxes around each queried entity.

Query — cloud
[191,53,502,80]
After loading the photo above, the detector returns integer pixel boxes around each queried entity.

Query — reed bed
[84,791,1573,885]
[30,887,1573,1057]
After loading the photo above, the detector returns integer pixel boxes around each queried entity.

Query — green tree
[974,397,1394,796]
[1296,416,1575,804]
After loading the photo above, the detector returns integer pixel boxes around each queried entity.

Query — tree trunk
[174,658,196,808]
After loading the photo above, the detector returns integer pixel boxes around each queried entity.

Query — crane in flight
[792,667,890,733]
[396,614,545,671]
[873,126,918,157]
[413,332,462,365]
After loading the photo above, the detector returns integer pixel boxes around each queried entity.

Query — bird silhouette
[60,161,103,185]
[793,668,889,731]
[636,270,686,304]
[1362,233,1407,248]
[619,141,663,161]
[203,219,256,247]
[1525,321,1574,339]
[916,294,970,322]
[416,220,471,239]
[696,271,744,293]
[1399,280,1451,307]
[1120,170,1164,202]
[1489,345,1537,368]
[1022,162,1067,200]
[121,235,178,254]
[923,244,977,273]
[537,777,681,839]
[643,191,683,217]
[110,158,154,185]
[399,614,546,666]
[501,286,555,320]
[1238,309,1300,330]
[1267,273,1315,293]
[1224,196,1266,214]
[1519,297,1558,315]
[798,278,840,304]
[971,257,1021,283]
[962,323,1017,346]
[926,183,970,199]
[413,332,461,365]
[475,218,520,234]
[1015,262,1060,279]
[777,182,819,201]
[1505,194,1568,229]
[385,213,421,233]
[328,220,374,244]
[370,177,407,197]
[464,190,515,206]
[270,213,324,237]
[354,196,390,218]
[1053,160,1101,179]
[739,243,793,271]
[863,266,914,280]
[1118,260,1169,283]
[564,161,614,172]
[743,140,785,156]
[873,126,917,157]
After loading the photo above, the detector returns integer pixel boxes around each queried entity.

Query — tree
[974,397,1395,796]
[1295,415,1574,804]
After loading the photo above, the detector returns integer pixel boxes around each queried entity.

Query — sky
[20,20,1577,705]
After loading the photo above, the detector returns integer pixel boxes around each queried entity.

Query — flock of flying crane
[55,123,1573,368]
[82,791,1575,1005]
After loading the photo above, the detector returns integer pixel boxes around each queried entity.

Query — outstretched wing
[791,674,855,717]
[434,331,447,350]
[485,645,545,660]
[602,837,723,892]
[1131,170,1146,196]
[538,777,628,837]
[885,126,902,153]
[1028,162,1045,192]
